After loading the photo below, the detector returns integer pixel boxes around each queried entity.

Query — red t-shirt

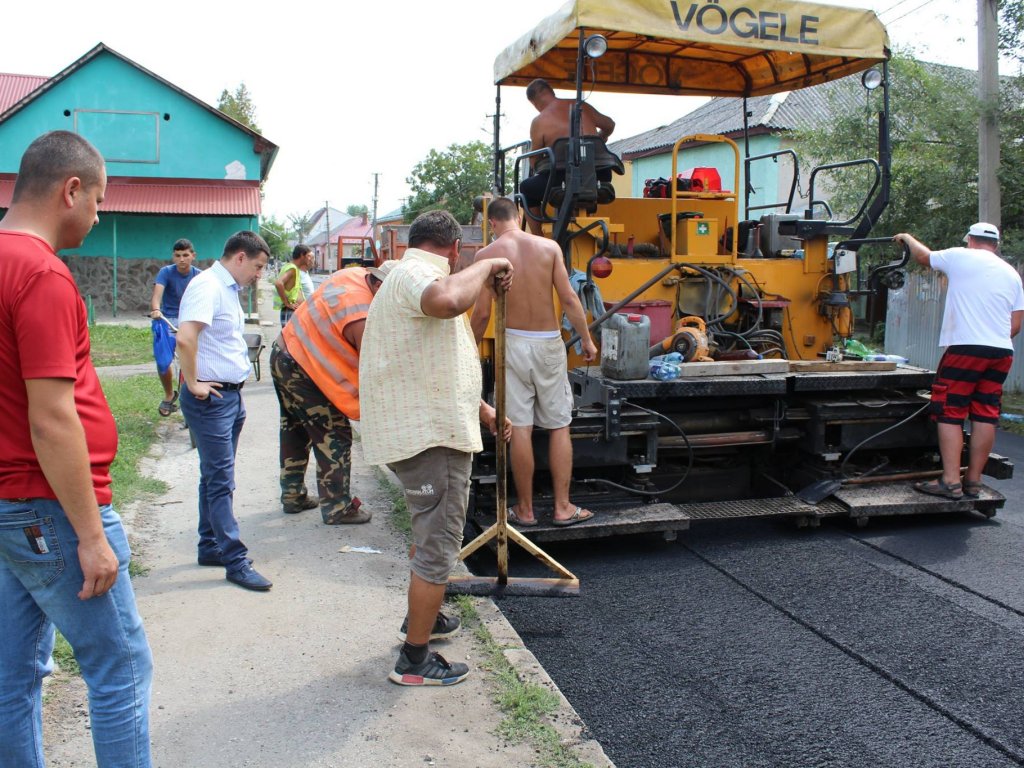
[0,230,118,504]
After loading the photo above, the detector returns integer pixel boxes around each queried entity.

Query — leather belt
[202,381,245,391]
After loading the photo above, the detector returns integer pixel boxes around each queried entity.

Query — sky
[0,0,1002,226]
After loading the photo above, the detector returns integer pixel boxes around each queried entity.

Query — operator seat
[520,135,622,228]
[544,135,625,215]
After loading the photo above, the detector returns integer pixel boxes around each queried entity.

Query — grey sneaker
[397,611,461,642]
[388,650,469,687]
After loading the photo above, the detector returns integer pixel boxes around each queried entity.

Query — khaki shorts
[388,446,472,585]
[505,332,573,429]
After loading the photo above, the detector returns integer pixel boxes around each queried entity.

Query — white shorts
[505,330,573,429]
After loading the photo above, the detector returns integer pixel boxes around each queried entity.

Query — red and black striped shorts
[930,344,1013,425]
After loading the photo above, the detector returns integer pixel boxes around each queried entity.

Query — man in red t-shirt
[0,131,152,766]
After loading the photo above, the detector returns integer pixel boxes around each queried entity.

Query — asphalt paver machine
[468,0,1012,541]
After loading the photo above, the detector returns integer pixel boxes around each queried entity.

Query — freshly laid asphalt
[489,435,1024,768]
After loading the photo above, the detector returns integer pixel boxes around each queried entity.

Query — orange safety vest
[280,267,372,420]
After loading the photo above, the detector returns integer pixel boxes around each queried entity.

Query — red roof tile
[0,73,47,113]
[0,177,262,216]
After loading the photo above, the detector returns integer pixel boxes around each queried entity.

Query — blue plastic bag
[152,319,176,375]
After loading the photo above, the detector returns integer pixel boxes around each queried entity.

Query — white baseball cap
[964,222,1000,242]
[368,259,399,282]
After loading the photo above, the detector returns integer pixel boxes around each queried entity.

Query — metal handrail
[743,149,800,218]
[805,158,881,226]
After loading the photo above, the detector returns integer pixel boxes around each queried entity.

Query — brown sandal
[962,481,983,498]
[914,479,963,500]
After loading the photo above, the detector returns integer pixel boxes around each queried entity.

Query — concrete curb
[476,599,615,767]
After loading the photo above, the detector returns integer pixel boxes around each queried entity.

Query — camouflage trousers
[269,340,352,521]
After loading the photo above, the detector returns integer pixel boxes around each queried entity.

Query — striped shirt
[359,249,483,465]
[178,261,251,383]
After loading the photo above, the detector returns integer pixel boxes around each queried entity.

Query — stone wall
[63,255,218,314]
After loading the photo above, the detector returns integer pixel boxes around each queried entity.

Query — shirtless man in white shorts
[471,197,598,526]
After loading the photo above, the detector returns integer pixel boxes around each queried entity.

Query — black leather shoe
[226,564,272,591]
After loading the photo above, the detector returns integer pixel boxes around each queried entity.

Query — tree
[999,0,1024,66]
[288,210,314,244]
[346,204,368,217]
[793,50,1022,256]
[998,0,1024,253]
[217,83,260,133]
[259,216,292,261]
[404,141,492,224]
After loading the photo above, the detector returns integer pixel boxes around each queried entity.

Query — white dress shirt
[178,261,251,383]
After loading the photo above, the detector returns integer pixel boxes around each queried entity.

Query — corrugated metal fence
[886,271,1024,393]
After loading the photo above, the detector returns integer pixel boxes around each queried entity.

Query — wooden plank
[676,359,790,378]
[789,360,897,372]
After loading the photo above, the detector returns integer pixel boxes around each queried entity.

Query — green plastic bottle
[843,339,874,358]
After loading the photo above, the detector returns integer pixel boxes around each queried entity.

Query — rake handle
[494,285,508,584]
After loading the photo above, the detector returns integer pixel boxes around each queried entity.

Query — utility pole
[371,172,380,234]
[324,201,330,272]
[978,0,1000,225]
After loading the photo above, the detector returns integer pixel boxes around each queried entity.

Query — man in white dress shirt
[176,231,273,591]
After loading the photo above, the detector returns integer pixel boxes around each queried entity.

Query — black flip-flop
[551,506,594,527]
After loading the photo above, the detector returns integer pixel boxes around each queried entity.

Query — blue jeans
[0,499,152,768]
[180,388,249,571]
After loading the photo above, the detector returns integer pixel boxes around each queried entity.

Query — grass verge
[452,596,594,768]
[102,374,170,509]
[89,324,154,367]
[51,632,80,677]
[374,466,411,539]
[1001,392,1024,436]
[372,470,592,768]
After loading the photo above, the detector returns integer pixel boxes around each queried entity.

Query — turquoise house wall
[0,51,260,180]
[628,134,792,217]
[65,214,257,260]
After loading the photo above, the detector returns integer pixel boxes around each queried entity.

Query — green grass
[452,596,594,768]
[102,374,170,509]
[51,632,80,677]
[89,324,154,367]
[1000,392,1024,435]
[374,466,411,539]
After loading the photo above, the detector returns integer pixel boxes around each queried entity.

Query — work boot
[283,493,319,514]
[322,497,370,525]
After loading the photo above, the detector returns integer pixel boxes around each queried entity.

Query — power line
[877,0,918,18]
[884,0,937,27]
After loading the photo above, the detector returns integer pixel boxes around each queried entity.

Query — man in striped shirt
[177,231,273,592]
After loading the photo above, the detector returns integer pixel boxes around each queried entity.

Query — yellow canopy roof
[494,0,889,97]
